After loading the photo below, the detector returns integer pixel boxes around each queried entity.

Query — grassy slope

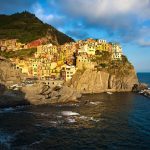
[91,51,134,76]
[0,11,74,44]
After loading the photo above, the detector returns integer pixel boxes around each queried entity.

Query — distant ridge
[0,11,74,45]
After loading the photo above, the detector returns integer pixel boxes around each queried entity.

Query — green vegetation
[91,51,112,66]
[0,48,37,59]
[91,52,133,76]
[107,55,134,77]
[0,11,74,44]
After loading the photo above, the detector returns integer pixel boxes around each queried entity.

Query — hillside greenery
[0,48,37,59]
[91,51,134,76]
[0,11,74,44]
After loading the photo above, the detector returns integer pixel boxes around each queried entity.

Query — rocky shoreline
[0,67,141,108]
[0,83,82,108]
[132,83,150,99]
[0,82,142,108]
[1,82,150,108]
[22,83,82,105]
[139,89,150,98]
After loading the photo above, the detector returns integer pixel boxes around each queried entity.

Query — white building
[111,43,122,60]
[98,39,107,43]
[78,44,96,55]
[61,64,76,81]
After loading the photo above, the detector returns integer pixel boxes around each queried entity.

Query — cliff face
[0,57,22,87]
[68,68,138,93]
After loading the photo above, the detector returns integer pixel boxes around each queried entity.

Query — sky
[0,0,150,72]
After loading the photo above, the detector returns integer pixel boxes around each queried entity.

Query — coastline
[138,89,150,98]
[1,71,149,108]
[0,90,138,108]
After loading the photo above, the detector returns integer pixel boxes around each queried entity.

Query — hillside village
[0,38,123,86]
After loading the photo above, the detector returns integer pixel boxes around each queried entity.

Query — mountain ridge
[0,11,74,45]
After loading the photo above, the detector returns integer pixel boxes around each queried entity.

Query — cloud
[53,0,150,24]
[137,40,150,47]
[1,0,150,47]
[32,3,65,27]
[47,0,150,46]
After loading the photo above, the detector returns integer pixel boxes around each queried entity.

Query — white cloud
[137,40,150,47]
[49,0,150,30]
[32,3,65,27]
[52,0,150,45]
[56,0,150,19]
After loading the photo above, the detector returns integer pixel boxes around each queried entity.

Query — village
[0,38,123,87]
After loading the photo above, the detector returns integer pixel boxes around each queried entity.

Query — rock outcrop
[0,83,81,108]
[68,68,138,93]
[21,83,81,105]
[132,83,148,92]
[0,90,28,108]
[0,57,22,86]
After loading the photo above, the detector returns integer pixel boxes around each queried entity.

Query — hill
[0,11,74,45]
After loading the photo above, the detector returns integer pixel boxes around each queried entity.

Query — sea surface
[0,73,150,150]
[137,72,150,86]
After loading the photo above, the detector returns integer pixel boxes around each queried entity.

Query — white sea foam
[49,121,57,124]
[0,107,15,113]
[79,116,88,120]
[61,111,80,116]
[90,101,101,105]
[66,118,76,123]
[57,115,62,118]
[67,104,79,107]
[89,117,100,122]
[40,113,49,117]
[29,139,44,146]
[16,105,29,109]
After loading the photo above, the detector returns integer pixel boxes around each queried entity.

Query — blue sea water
[0,73,150,150]
[137,72,150,86]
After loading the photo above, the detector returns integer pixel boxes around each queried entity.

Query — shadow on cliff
[0,83,30,108]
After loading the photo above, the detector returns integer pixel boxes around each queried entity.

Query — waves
[0,93,150,149]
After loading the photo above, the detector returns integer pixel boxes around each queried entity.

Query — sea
[137,72,150,87]
[0,73,150,150]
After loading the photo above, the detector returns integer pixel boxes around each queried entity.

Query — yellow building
[36,44,57,57]
[76,54,95,70]
[78,43,96,55]
[95,43,110,52]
